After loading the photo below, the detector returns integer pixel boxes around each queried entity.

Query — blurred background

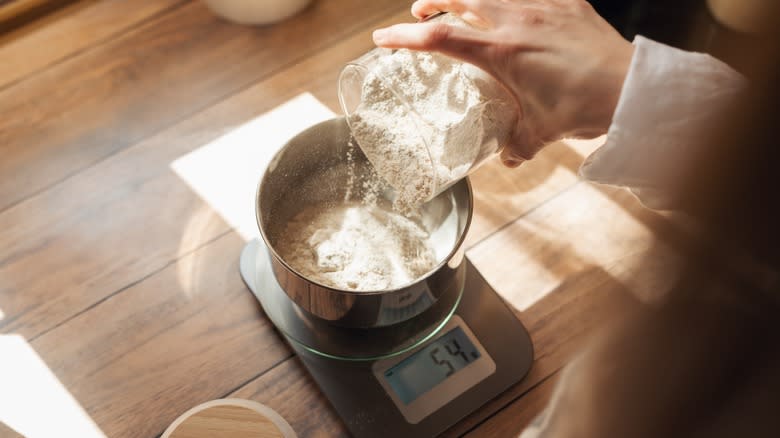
[590,0,764,73]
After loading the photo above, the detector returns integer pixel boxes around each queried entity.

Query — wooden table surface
[0,1,685,437]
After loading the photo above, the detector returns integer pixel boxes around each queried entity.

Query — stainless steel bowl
[256,117,472,328]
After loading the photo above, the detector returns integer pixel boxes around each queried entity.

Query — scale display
[372,315,496,424]
[384,326,481,404]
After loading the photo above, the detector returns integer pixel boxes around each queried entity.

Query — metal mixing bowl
[256,117,472,328]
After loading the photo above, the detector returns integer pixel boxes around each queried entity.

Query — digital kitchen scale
[240,238,534,437]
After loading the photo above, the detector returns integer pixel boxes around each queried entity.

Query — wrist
[569,41,634,139]
[597,41,635,134]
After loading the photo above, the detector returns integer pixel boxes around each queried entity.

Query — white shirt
[520,35,746,438]
[580,35,746,210]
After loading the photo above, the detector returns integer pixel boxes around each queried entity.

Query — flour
[343,137,384,207]
[276,139,439,292]
[348,44,515,211]
[278,202,437,291]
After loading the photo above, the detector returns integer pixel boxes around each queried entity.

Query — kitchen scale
[240,238,534,437]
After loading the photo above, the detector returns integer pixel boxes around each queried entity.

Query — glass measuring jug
[338,14,518,209]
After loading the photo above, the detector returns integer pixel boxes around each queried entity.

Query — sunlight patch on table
[563,136,605,158]
[467,218,592,312]
[171,92,336,242]
[0,335,106,438]
[466,183,658,311]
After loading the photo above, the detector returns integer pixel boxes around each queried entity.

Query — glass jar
[338,14,517,209]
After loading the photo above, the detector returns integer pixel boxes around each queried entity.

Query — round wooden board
[162,399,297,438]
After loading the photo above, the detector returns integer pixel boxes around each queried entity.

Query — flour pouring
[339,14,517,212]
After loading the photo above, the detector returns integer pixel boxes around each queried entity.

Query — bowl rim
[254,117,474,296]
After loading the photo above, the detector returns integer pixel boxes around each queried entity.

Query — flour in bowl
[278,202,437,291]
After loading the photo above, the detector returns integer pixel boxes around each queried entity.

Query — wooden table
[0,1,685,436]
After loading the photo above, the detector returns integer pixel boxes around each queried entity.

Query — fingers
[373,22,492,70]
[411,0,480,20]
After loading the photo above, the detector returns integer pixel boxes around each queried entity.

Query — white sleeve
[578,36,747,210]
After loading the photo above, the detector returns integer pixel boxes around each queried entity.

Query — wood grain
[466,137,602,248]
[230,359,349,438]
[166,403,289,438]
[0,7,412,340]
[0,7,430,438]
[29,232,291,438]
[0,0,186,90]
[0,0,75,34]
[0,0,409,212]
[469,182,684,309]
[0,421,25,438]
[463,372,560,437]
[170,406,286,438]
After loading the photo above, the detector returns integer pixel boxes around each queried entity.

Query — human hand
[372,0,634,167]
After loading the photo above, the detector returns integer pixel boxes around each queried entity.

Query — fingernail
[373,29,389,45]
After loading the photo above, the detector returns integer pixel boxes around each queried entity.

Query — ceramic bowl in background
[202,0,312,25]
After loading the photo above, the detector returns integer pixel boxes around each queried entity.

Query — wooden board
[0,3,413,341]
[0,0,76,34]
[231,359,347,438]
[462,372,560,437]
[0,0,409,212]
[28,232,292,437]
[0,0,186,90]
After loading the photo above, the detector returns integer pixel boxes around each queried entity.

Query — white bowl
[202,0,313,25]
